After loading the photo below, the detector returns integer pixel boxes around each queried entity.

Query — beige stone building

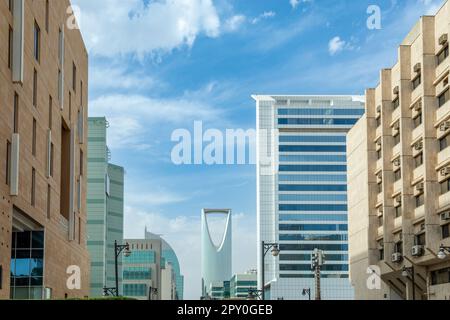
[0,0,89,299]
[348,1,450,300]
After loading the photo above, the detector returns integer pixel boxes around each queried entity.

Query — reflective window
[278,175,347,183]
[279,194,347,202]
[278,118,359,126]
[280,264,349,271]
[279,204,348,212]
[279,165,347,172]
[279,234,348,241]
[280,254,348,261]
[279,135,346,143]
[123,283,148,297]
[279,184,347,192]
[279,244,348,251]
[278,109,364,116]
[279,224,348,231]
[279,155,346,163]
[279,145,346,153]
[279,214,348,221]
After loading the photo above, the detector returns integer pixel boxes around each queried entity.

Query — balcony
[377,192,383,205]
[376,125,382,140]
[438,147,450,166]
[393,179,402,193]
[377,226,384,237]
[392,107,401,124]
[376,158,382,171]
[414,205,425,220]
[412,125,423,143]
[439,192,450,209]
[394,216,402,229]
[436,99,450,124]
[413,165,424,181]
[392,143,401,158]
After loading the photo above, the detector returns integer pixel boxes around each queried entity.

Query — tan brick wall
[0,0,89,299]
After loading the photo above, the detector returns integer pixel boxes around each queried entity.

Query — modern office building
[145,229,184,300]
[253,95,365,300]
[201,209,232,298]
[348,1,450,300]
[161,258,177,300]
[122,238,162,300]
[0,0,90,299]
[86,117,124,297]
[230,270,258,299]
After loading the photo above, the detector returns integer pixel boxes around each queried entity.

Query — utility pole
[311,249,325,300]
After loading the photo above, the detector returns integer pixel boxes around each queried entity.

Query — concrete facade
[348,1,450,300]
[0,0,89,299]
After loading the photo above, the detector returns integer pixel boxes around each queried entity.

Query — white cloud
[72,0,221,58]
[328,36,347,55]
[251,11,276,25]
[224,15,246,32]
[90,65,158,92]
[124,208,256,300]
[290,0,312,10]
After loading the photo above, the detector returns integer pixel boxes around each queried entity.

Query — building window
[376,147,382,160]
[440,179,450,195]
[413,113,422,128]
[376,116,381,128]
[33,69,38,107]
[32,118,37,157]
[48,96,52,129]
[31,168,36,206]
[437,45,449,65]
[395,205,402,218]
[431,267,450,286]
[377,182,382,193]
[414,233,426,246]
[412,75,421,90]
[34,21,40,62]
[80,150,83,176]
[6,141,11,185]
[49,143,54,177]
[442,224,450,239]
[438,88,449,108]
[415,193,424,208]
[414,153,423,168]
[394,241,403,254]
[9,0,13,11]
[13,93,19,133]
[393,133,400,146]
[58,69,62,102]
[392,97,400,110]
[394,169,401,182]
[8,26,13,69]
[378,215,383,227]
[45,0,49,32]
[439,134,450,151]
[72,63,77,92]
[47,184,51,219]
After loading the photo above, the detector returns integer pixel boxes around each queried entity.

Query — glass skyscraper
[253,95,364,300]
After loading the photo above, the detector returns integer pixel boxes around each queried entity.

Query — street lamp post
[260,241,280,301]
[104,240,131,297]
[402,266,415,300]
[302,288,311,300]
[437,245,450,260]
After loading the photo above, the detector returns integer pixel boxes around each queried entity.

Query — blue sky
[72,0,443,299]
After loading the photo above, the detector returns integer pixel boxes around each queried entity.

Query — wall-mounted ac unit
[391,252,402,263]
[441,211,450,221]
[440,121,450,132]
[395,196,402,205]
[414,141,423,151]
[439,33,448,46]
[411,245,424,257]
[414,63,421,73]
[393,86,399,95]
[376,105,381,114]
[393,158,401,167]
[376,140,382,147]
[415,182,424,192]
[376,174,382,184]
[440,167,450,176]
[414,101,422,112]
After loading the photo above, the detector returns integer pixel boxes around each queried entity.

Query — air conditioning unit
[414,141,423,151]
[376,174,382,183]
[393,158,401,167]
[376,105,381,114]
[393,86,399,95]
[411,245,424,257]
[440,167,450,176]
[441,211,450,221]
[414,101,422,112]
[440,121,450,132]
[376,140,382,147]
[415,182,424,192]
[378,207,384,214]
[414,63,421,73]
[439,33,448,45]
[395,196,402,205]
[391,252,403,263]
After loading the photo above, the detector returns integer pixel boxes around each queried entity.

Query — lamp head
[123,243,131,257]
[271,244,280,257]
[401,267,409,277]
[437,246,447,260]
